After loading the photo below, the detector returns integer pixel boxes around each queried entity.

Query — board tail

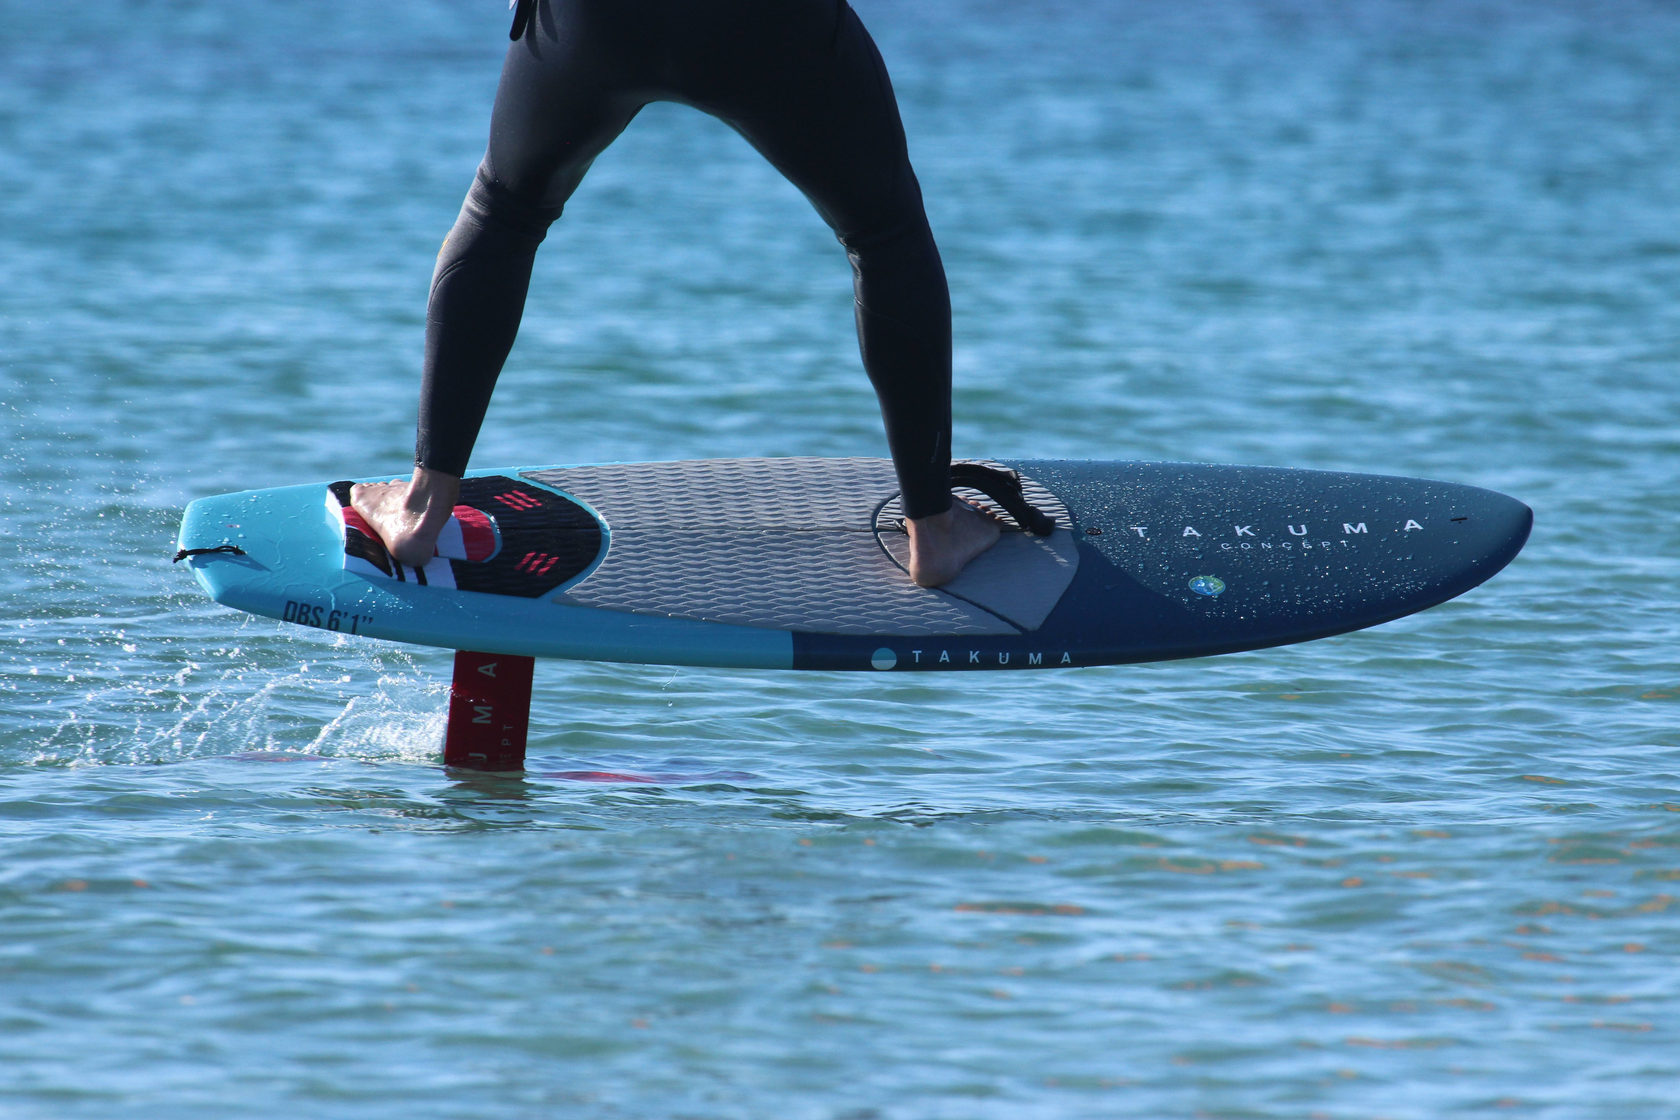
[444,651,534,771]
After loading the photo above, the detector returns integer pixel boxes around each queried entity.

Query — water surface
[2,1,1677,1116]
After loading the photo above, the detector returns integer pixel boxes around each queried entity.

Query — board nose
[1447,483,1533,580]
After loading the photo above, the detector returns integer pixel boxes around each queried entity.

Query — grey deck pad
[522,458,1077,636]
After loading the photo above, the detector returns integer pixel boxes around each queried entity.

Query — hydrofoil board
[175,458,1529,766]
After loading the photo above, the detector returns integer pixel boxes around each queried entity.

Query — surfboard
[176,456,1529,670]
[176,458,1528,767]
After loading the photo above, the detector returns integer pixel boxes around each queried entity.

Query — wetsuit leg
[416,4,645,476]
[636,0,953,517]
[707,2,954,519]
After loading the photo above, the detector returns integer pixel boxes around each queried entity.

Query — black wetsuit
[416,0,954,518]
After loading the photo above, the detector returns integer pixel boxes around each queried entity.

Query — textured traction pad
[523,458,1078,637]
[331,477,602,597]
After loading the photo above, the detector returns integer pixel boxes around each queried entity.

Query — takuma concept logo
[1118,518,1427,554]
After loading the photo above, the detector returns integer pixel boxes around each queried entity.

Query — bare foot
[349,467,462,567]
[906,500,1002,588]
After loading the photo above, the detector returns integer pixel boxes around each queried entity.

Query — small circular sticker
[871,647,898,670]
[1189,575,1227,598]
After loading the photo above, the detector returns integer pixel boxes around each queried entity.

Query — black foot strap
[949,463,1056,536]
[509,0,536,41]
[172,544,248,563]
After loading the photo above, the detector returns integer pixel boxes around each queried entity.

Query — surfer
[351,0,999,588]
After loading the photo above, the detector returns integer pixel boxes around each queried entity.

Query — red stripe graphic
[450,506,498,562]
[494,491,542,511]
[516,552,560,576]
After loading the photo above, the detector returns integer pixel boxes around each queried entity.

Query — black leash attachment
[509,0,536,41]
[949,463,1056,536]
[172,544,247,564]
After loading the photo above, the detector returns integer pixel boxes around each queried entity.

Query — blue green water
[3,1,1678,1116]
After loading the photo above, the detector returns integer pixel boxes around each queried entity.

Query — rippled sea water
[3,2,1677,1116]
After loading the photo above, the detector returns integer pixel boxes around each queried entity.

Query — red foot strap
[444,651,534,770]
